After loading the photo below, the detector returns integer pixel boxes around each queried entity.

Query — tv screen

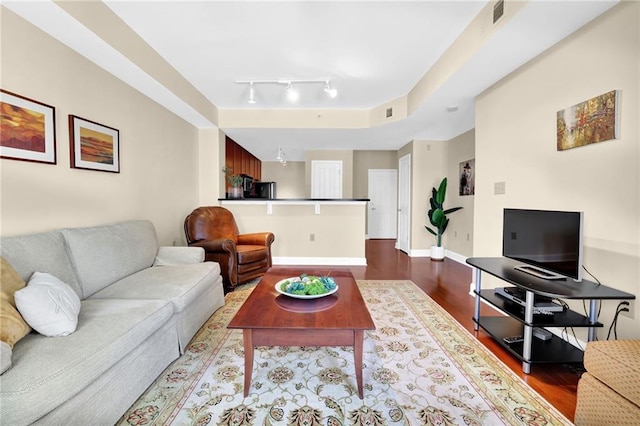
[502,208,583,281]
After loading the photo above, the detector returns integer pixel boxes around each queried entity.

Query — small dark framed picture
[0,89,57,164]
[69,115,119,173]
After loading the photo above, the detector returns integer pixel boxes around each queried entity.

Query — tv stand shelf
[467,257,635,374]
[476,290,601,328]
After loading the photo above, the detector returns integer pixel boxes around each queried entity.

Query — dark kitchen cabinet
[225,137,261,181]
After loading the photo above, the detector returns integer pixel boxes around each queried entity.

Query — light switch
[494,181,506,194]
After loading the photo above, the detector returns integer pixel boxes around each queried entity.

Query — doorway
[368,169,398,239]
[311,160,342,198]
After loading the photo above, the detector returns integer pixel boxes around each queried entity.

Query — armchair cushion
[237,246,270,264]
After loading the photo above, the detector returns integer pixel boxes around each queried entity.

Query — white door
[311,160,342,198]
[397,154,411,253]
[368,169,397,238]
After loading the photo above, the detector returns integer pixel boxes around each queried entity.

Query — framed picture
[69,115,119,173]
[459,159,475,196]
[0,89,56,164]
[557,90,619,151]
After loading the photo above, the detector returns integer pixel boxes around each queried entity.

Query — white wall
[0,9,206,245]
[475,2,639,339]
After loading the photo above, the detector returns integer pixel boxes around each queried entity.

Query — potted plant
[222,166,243,199]
[425,177,462,260]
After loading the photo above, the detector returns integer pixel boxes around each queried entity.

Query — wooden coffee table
[227,268,375,399]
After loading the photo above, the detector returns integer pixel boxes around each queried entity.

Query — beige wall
[305,150,354,198]
[410,140,448,251]
[0,9,209,245]
[261,161,306,198]
[446,129,475,257]
[262,151,396,201]
[475,2,639,339]
[353,150,397,199]
[198,128,223,207]
[396,134,474,257]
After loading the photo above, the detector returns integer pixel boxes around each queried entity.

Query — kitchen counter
[218,198,369,202]
[219,198,368,214]
[218,199,369,265]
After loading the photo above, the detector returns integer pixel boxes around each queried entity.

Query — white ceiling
[4,1,619,161]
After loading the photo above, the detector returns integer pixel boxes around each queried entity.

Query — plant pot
[227,186,243,199]
[430,245,445,261]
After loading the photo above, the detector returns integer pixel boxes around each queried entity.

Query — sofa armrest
[189,238,236,254]
[237,232,275,247]
[153,246,205,266]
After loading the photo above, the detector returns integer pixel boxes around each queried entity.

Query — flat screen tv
[502,208,583,281]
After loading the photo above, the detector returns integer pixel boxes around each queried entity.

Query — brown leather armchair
[184,206,275,292]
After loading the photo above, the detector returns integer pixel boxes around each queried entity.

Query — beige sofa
[574,339,640,425]
[0,220,225,425]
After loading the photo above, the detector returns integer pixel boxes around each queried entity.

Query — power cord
[606,301,630,340]
[561,326,584,351]
[554,299,586,348]
[582,265,601,286]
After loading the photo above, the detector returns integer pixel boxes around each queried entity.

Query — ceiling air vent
[493,0,505,24]
[386,107,393,118]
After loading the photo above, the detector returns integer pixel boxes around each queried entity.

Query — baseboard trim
[273,256,367,266]
[407,248,470,267]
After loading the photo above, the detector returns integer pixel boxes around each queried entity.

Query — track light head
[323,81,337,98]
[236,79,335,103]
[248,82,256,104]
[286,83,299,102]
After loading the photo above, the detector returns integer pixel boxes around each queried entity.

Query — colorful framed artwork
[0,89,56,164]
[69,115,119,173]
[557,90,618,151]
[459,159,475,196]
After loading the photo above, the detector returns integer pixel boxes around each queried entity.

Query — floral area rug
[117,280,572,426]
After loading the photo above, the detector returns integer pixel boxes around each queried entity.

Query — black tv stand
[467,257,635,374]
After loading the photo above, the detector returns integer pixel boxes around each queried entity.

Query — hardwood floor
[321,239,580,421]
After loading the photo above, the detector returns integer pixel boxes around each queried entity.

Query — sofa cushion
[89,262,221,313]
[584,339,640,407]
[62,221,159,298]
[0,231,82,297]
[15,272,81,337]
[0,298,173,425]
[575,372,640,426]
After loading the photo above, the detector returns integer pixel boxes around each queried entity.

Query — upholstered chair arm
[237,232,275,247]
[189,238,236,253]
[153,246,205,266]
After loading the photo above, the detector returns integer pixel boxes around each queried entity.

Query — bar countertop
[218,198,370,202]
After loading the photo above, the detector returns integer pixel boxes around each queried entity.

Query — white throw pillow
[15,272,81,337]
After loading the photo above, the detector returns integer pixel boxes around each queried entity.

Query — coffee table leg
[354,330,364,399]
[243,329,253,397]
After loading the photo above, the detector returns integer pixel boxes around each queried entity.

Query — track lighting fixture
[275,146,287,166]
[235,79,337,104]
[323,81,337,98]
